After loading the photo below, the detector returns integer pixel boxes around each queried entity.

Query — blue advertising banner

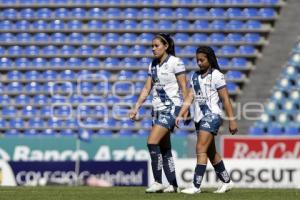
[5,161,148,186]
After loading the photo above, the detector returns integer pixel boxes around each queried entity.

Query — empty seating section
[0,0,285,136]
[249,41,300,136]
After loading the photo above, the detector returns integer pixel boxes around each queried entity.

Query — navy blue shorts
[152,106,181,132]
[195,113,223,135]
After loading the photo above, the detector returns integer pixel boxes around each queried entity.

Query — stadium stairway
[236,0,300,134]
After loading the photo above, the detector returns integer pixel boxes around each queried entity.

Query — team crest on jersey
[159,117,168,124]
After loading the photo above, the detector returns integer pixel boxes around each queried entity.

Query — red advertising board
[221,136,300,159]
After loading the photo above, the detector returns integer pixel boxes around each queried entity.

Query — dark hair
[196,46,220,71]
[154,33,176,56]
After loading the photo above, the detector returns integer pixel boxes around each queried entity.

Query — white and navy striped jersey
[148,55,186,111]
[190,69,226,122]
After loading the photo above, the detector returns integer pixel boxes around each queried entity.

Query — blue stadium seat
[69,32,83,42]
[10,118,25,129]
[140,119,152,129]
[0,94,11,104]
[85,57,100,67]
[232,57,248,68]
[51,33,66,43]
[175,20,190,30]
[2,8,17,19]
[210,33,226,42]
[245,20,261,29]
[34,33,49,42]
[32,57,47,68]
[239,45,255,55]
[124,8,138,18]
[220,45,237,55]
[0,20,14,30]
[26,82,42,92]
[54,8,70,18]
[139,20,155,30]
[0,57,12,68]
[40,106,51,116]
[263,0,278,4]
[226,20,244,30]
[33,95,48,106]
[130,45,146,55]
[88,8,103,17]
[104,33,119,42]
[26,70,41,80]
[174,33,189,43]
[67,57,82,68]
[95,45,111,55]
[36,8,52,19]
[7,82,23,93]
[70,94,84,103]
[182,46,197,55]
[22,106,37,117]
[16,33,31,42]
[139,57,152,68]
[192,8,209,17]
[15,20,31,30]
[284,123,299,135]
[175,8,190,17]
[247,0,262,3]
[43,70,58,80]
[136,129,148,137]
[227,82,239,93]
[71,8,86,18]
[226,71,244,81]
[135,70,149,81]
[158,0,173,5]
[124,20,138,29]
[0,33,15,42]
[193,20,209,29]
[15,58,30,68]
[218,58,230,69]
[227,8,243,17]
[106,8,121,17]
[78,45,93,55]
[50,20,65,30]
[67,20,83,30]
[120,120,135,129]
[209,8,226,17]
[121,33,137,43]
[42,45,58,55]
[50,57,66,68]
[5,129,20,136]
[60,45,76,55]
[140,8,155,17]
[122,57,138,68]
[24,45,40,56]
[192,33,209,42]
[259,8,276,18]
[158,8,173,17]
[87,20,103,29]
[249,126,265,136]
[115,45,130,55]
[138,33,154,42]
[2,106,17,116]
[7,70,23,80]
[33,20,48,30]
[243,8,259,17]
[8,45,23,55]
[158,20,173,30]
[47,118,63,128]
[15,94,31,105]
[118,70,134,80]
[267,123,283,136]
[244,33,261,43]
[51,95,67,103]
[87,33,102,43]
[227,33,243,42]
[210,20,226,30]
[20,8,34,19]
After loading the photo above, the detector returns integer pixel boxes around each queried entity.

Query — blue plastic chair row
[0,32,262,44]
[0,7,276,19]
[0,19,264,30]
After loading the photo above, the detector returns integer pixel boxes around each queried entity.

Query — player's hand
[182,111,191,125]
[229,120,238,135]
[129,109,138,121]
[175,116,183,128]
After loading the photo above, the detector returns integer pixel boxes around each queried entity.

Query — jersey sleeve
[174,58,186,76]
[213,70,227,90]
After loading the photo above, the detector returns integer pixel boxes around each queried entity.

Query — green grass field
[1,187,299,200]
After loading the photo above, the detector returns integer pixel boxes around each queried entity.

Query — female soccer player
[129,33,189,193]
[176,46,238,194]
